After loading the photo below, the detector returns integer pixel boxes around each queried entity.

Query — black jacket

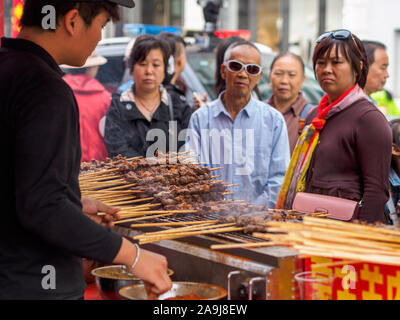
[104,86,192,158]
[0,38,122,299]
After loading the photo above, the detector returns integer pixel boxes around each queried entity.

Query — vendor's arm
[356,110,392,223]
[14,82,121,264]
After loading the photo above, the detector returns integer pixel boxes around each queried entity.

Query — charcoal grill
[115,211,303,300]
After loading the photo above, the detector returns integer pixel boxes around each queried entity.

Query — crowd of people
[71,30,399,225]
[2,0,400,300]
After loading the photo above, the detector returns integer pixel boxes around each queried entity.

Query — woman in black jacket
[104,34,192,158]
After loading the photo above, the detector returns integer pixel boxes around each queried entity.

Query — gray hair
[223,41,262,65]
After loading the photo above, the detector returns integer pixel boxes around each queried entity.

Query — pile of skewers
[79,152,235,224]
[79,153,330,244]
[132,209,329,245]
[247,217,400,266]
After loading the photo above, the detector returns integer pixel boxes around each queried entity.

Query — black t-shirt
[0,38,122,299]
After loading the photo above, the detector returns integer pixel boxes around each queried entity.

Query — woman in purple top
[278,30,392,223]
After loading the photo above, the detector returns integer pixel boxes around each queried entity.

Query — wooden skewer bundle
[252,217,400,266]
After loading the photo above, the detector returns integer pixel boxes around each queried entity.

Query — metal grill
[128,212,266,244]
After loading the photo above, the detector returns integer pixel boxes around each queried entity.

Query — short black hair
[362,40,387,66]
[390,119,400,147]
[270,52,305,75]
[313,30,369,89]
[20,0,120,29]
[156,32,186,58]
[127,34,171,77]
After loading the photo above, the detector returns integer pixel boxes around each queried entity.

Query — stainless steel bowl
[119,281,227,300]
[91,265,174,300]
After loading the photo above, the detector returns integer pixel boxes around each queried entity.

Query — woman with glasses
[104,34,193,158]
[277,30,392,223]
[267,53,314,154]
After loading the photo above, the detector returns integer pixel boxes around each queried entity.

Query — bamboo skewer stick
[92,194,138,201]
[303,216,400,237]
[138,226,244,244]
[126,156,144,161]
[104,197,155,206]
[79,167,120,177]
[119,204,161,213]
[211,241,289,250]
[193,162,208,166]
[257,218,400,266]
[97,184,137,191]
[118,209,196,217]
[209,167,223,172]
[114,213,176,224]
[130,220,219,228]
[83,190,139,195]
[79,175,123,183]
[80,179,127,186]
[302,224,400,244]
[134,223,234,239]
[121,203,161,210]
[311,260,362,269]
[117,210,197,220]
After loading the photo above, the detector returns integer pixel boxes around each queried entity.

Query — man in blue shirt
[186,40,290,208]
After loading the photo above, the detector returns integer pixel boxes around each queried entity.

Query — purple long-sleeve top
[305,98,392,223]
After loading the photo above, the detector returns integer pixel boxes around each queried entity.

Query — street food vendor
[0,0,171,299]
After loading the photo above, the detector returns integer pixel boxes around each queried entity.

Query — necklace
[135,94,160,118]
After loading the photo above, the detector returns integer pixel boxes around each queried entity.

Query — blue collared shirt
[185,92,290,208]
[386,168,400,224]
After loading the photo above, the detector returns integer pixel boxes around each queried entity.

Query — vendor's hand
[81,197,120,228]
[128,246,172,299]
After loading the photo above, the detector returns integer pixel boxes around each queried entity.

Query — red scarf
[312,85,358,131]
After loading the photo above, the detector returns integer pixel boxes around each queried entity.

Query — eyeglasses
[316,29,363,56]
[225,60,262,76]
[316,29,354,43]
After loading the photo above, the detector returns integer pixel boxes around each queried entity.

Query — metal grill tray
[122,212,270,244]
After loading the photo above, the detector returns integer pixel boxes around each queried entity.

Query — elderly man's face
[221,45,262,99]
[365,47,389,95]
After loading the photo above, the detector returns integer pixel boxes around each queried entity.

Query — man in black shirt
[0,0,171,299]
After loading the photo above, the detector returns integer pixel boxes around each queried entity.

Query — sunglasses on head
[316,29,363,56]
[225,60,262,76]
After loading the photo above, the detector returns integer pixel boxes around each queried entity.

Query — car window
[186,51,217,100]
[96,55,126,93]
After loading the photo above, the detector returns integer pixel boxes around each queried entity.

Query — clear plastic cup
[294,271,335,300]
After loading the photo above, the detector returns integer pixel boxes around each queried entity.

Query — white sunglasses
[225,60,262,76]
